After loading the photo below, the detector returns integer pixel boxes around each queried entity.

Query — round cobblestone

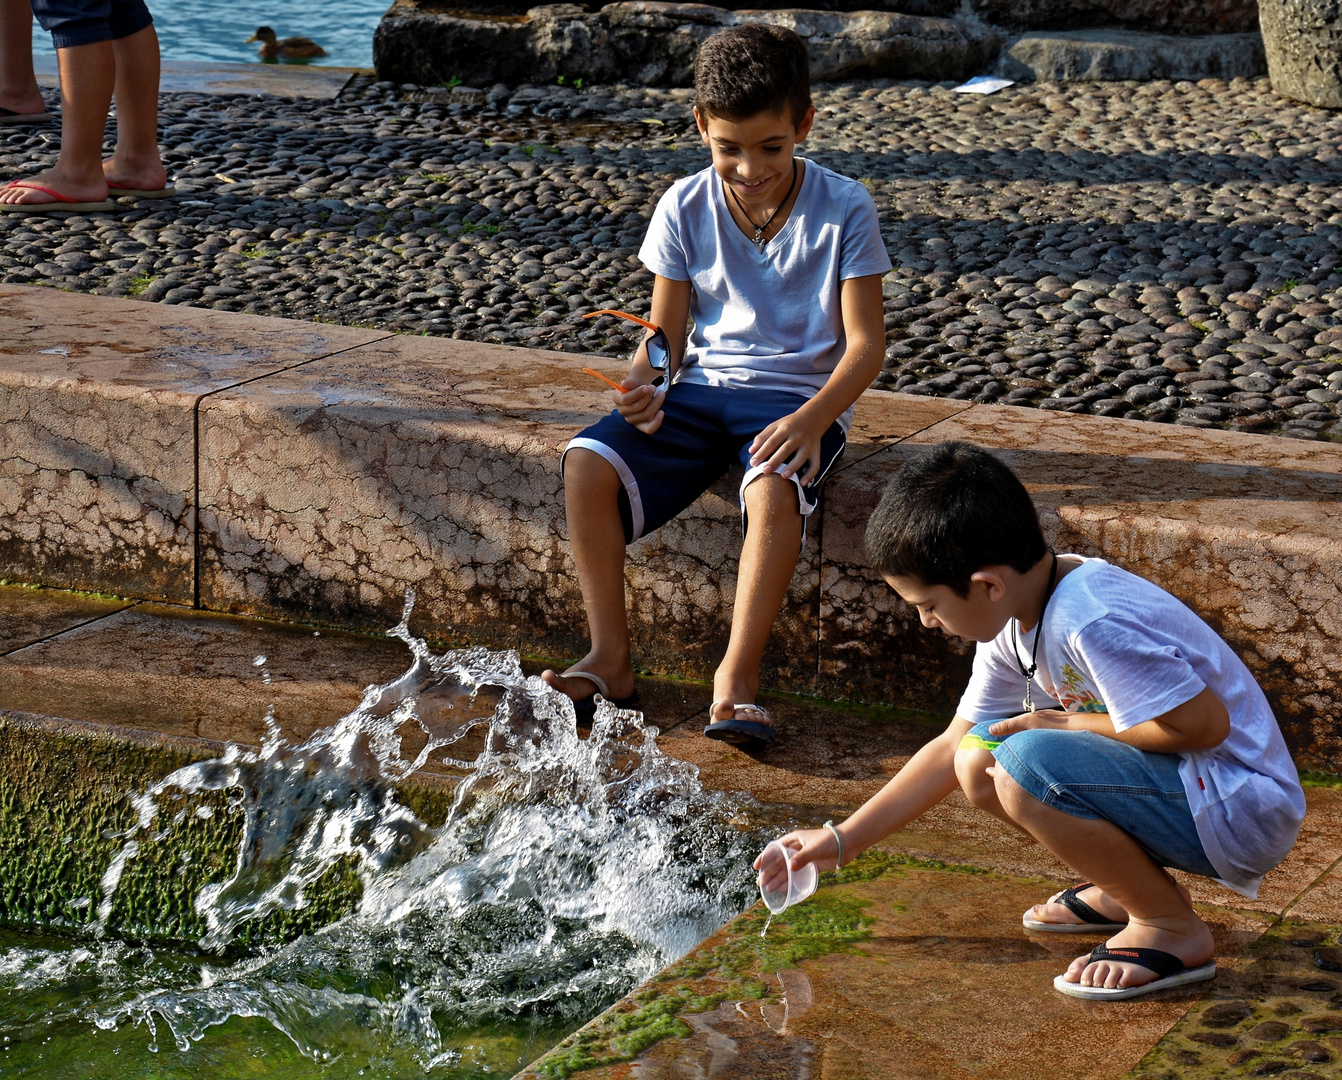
[2,73,1342,438]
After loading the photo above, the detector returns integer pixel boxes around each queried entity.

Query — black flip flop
[703,703,777,746]
[1023,881,1129,933]
[1053,944,1216,1000]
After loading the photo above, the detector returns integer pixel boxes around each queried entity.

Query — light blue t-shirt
[638,159,891,433]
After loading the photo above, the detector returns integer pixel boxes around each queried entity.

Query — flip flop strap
[1087,944,1186,978]
[1058,883,1122,926]
[5,181,79,203]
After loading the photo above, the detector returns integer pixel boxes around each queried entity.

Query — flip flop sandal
[703,702,777,746]
[0,107,53,125]
[1023,881,1129,933]
[556,669,639,726]
[108,181,177,199]
[1053,944,1216,1000]
[0,181,114,214]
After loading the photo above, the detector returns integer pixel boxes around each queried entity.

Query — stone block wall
[2,286,1340,768]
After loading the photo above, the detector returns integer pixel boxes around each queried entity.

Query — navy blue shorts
[564,382,846,544]
[31,0,153,49]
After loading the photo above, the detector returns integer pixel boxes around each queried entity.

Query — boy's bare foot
[1062,912,1215,990]
[540,656,635,703]
[102,153,169,194]
[708,678,772,727]
[1027,877,1193,929]
[0,165,108,206]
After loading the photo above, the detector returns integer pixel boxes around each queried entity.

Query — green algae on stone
[1127,919,1342,1080]
[528,850,897,1080]
[0,713,474,952]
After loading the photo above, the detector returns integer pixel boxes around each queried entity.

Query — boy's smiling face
[694,105,815,213]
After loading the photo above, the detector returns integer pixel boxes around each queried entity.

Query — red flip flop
[0,181,114,214]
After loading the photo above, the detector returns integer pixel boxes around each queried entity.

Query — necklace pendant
[752,228,766,253]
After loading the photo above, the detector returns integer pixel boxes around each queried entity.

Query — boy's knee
[742,472,801,518]
[563,447,620,494]
[954,747,998,808]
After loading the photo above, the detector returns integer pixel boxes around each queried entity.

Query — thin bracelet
[823,819,846,869]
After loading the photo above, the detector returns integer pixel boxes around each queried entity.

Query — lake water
[31,0,387,70]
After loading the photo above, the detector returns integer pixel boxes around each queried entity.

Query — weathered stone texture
[0,286,386,602]
[820,399,1342,771]
[373,0,1001,87]
[1260,0,1342,108]
[970,0,1259,33]
[997,29,1267,83]
[196,336,828,683]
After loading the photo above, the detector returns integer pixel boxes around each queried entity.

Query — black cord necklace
[1009,551,1059,713]
[728,159,798,253]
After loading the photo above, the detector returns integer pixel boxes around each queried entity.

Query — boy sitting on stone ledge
[770,441,1304,998]
[542,24,891,744]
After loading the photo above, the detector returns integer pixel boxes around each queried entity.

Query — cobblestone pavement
[3,73,1342,439]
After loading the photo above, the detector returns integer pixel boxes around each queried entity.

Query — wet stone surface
[2,75,1342,439]
[1133,921,1342,1080]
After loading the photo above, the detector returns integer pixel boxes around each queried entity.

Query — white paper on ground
[953,75,1015,95]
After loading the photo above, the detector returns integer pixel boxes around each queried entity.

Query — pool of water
[30,0,386,69]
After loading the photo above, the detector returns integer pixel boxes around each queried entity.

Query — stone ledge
[1,285,1339,768]
[996,29,1268,83]
[372,1,1002,87]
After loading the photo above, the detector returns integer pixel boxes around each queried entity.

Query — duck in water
[246,26,327,61]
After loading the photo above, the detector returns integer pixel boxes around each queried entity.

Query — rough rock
[969,0,1259,34]
[373,0,1002,87]
[1260,0,1342,109]
[997,29,1268,82]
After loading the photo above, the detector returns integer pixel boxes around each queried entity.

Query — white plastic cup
[757,838,818,914]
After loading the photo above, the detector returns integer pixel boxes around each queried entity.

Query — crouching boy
[542,24,891,743]
[768,441,1305,999]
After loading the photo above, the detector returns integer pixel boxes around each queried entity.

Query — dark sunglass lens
[647,333,670,370]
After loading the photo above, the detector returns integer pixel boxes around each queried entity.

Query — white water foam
[3,594,760,1069]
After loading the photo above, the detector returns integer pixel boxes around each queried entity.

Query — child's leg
[987,728,1216,989]
[710,473,804,723]
[0,0,47,116]
[104,22,166,190]
[540,448,637,702]
[994,768,1213,988]
[0,36,114,205]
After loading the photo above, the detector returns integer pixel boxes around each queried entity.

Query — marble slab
[0,285,387,602]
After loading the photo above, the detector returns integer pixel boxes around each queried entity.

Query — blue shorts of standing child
[542,24,892,743]
[766,440,1305,999]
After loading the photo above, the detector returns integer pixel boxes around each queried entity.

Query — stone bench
[2,284,1339,769]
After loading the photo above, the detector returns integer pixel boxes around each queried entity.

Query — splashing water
[0,595,761,1076]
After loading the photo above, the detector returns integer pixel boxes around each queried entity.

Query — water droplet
[253,655,267,667]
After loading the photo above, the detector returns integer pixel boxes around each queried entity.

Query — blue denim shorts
[963,721,1219,877]
[31,0,153,49]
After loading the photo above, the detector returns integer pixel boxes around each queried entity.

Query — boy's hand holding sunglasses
[582,310,672,435]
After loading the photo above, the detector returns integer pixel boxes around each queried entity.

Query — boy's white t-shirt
[956,557,1305,898]
[637,159,892,433]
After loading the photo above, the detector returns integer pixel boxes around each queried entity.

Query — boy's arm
[762,715,974,877]
[614,275,691,434]
[987,685,1230,752]
[748,273,885,483]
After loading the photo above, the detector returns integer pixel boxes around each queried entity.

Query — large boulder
[998,28,1268,82]
[969,0,1259,35]
[373,0,1002,87]
[1259,0,1342,108]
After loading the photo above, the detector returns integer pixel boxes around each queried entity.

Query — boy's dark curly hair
[865,441,1047,596]
[694,24,812,127]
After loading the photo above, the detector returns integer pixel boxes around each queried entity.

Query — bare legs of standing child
[542,448,803,732]
[0,23,165,207]
[0,0,47,119]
